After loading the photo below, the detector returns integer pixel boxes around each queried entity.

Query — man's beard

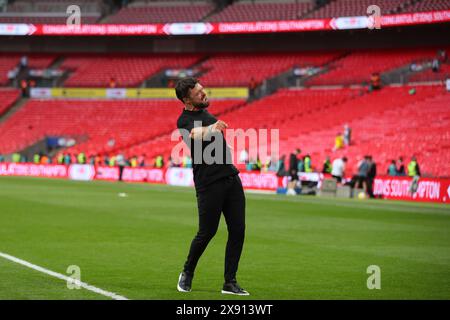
[193,101,209,109]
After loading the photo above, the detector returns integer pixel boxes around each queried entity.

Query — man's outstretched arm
[189,120,228,140]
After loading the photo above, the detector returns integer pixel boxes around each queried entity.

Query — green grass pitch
[0,176,449,300]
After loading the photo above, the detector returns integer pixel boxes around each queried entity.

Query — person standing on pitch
[175,77,249,296]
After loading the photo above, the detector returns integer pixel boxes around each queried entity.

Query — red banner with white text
[373,176,450,203]
[0,10,448,36]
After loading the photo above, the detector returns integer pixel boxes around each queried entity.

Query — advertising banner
[0,10,448,36]
[68,164,95,181]
[374,176,450,203]
[29,88,247,100]
[0,163,67,178]
[122,167,165,184]
[95,166,119,181]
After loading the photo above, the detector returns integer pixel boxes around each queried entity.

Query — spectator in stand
[397,157,406,176]
[0,154,4,163]
[333,133,344,151]
[369,72,381,91]
[109,77,117,88]
[20,79,28,97]
[408,156,421,177]
[331,157,347,183]
[107,138,115,148]
[387,160,397,176]
[367,156,377,198]
[432,58,441,73]
[249,77,258,100]
[343,124,352,146]
[20,55,28,68]
[322,156,332,174]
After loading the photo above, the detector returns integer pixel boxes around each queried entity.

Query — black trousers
[183,175,246,282]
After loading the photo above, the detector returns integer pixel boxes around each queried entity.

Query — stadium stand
[307,0,411,18]
[61,54,203,87]
[104,1,214,24]
[206,0,313,22]
[1,0,449,25]
[110,99,246,160]
[409,63,450,83]
[0,98,245,157]
[278,85,448,177]
[400,0,450,13]
[102,84,450,177]
[0,89,20,116]
[0,0,103,24]
[0,54,57,86]
[306,49,438,86]
[199,52,341,87]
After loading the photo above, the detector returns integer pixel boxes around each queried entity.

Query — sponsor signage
[1,10,448,36]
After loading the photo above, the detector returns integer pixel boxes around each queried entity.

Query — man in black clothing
[287,148,301,195]
[367,156,377,198]
[175,77,249,296]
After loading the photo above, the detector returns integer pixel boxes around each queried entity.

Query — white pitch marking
[0,251,129,300]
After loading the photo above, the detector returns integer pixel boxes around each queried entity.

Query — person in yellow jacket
[304,154,313,172]
[130,156,138,168]
[57,153,64,164]
[407,156,421,177]
[333,133,344,151]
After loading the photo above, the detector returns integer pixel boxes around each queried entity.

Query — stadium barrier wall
[1,163,448,203]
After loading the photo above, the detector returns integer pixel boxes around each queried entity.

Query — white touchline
[0,252,129,300]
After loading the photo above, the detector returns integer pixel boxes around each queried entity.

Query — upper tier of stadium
[1,48,449,87]
[0,0,449,24]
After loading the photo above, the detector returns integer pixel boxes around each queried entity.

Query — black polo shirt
[177,108,239,191]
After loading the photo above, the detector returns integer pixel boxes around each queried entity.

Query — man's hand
[211,120,228,133]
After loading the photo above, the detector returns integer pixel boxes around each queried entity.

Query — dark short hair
[175,77,199,103]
